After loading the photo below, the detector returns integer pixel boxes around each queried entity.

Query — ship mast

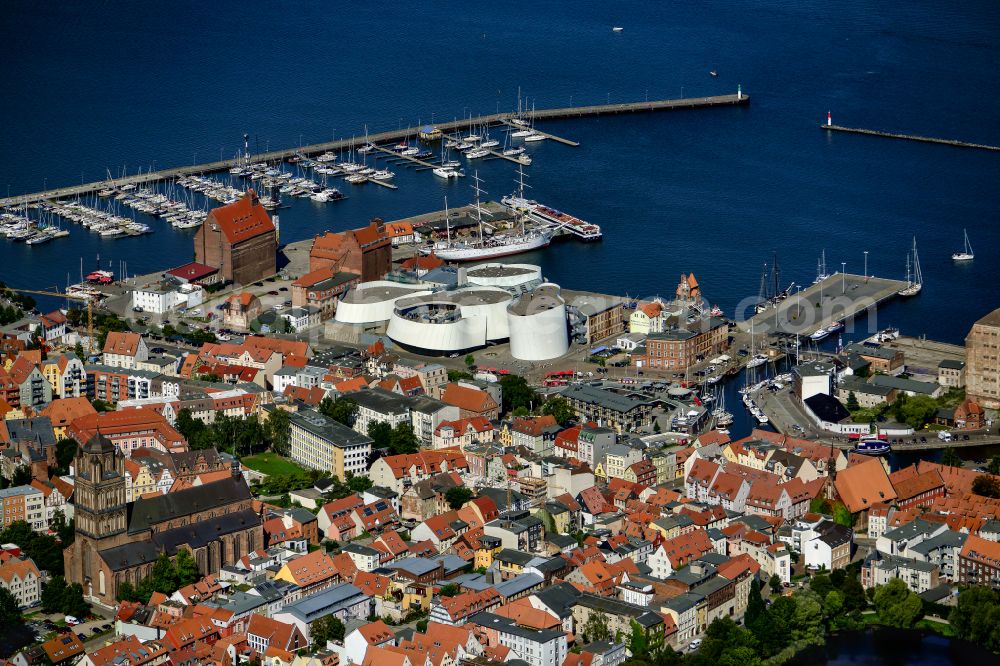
[471,171,486,245]
[444,196,451,248]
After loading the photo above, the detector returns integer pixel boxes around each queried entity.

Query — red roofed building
[223,293,262,330]
[432,417,494,450]
[958,532,1000,587]
[68,407,187,456]
[889,465,946,509]
[292,267,360,321]
[165,262,221,286]
[309,220,392,282]
[400,253,444,275]
[440,383,499,420]
[194,190,277,285]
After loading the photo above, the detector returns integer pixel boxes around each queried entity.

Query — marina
[0,93,749,208]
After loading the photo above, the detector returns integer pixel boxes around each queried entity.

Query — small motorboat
[710,70,718,77]
[612,26,623,32]
[853,439,891,456]
[809,328,830,341]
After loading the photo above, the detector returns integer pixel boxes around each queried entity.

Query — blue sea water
[1,2,998,351]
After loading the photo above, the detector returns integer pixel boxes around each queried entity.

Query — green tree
[840,573,868,613]
[832,503,855,528]
[894,394,938,430]
[149,553,179,594]
[949,587,1000,652]
[768,574,782,594]
[347,475,373,492]
[174,549,200,587]
[116,581,140,603]
[54,439,78,476]
[583,610,610,642]
[846,391,860,411]
[41,576,68,613]
[389,423,420,455]
[319,397,358,427]
[74,340,86,360]
[61,583,90,619]
[824,590,844,622]
[444,486,474,510]
[541,396,575,426]
[809,574,833,599]
[91,399,114,412]
[464,354,475,368]
[0,587,20,626]
[628,620,648,657]
[988,455,1000,475]
[367,422,393,451]
[940,447,962,468]
[11,466,31,486]
[790,591,824,641]
[972,474,1000,498]
[745,578,766,625]
[873,578,922,628]
[266,409,291,456]
[311,615,345,645]
[439,583,461,598]
[498,374,538,414]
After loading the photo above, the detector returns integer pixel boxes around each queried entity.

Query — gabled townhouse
[510,415,561,457]
[430,588,502,626]
[103,332,149,369]
[432,417,494,451]
[0,556,41,608]
[369,449,469,496]
[41,353,86,398]
[246,614,308,655]
[648,530,714,580]
[273,551,340,595]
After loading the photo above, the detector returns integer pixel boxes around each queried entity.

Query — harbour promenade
[0,93,750,208]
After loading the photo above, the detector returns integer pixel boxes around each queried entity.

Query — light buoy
[827,111,832,126]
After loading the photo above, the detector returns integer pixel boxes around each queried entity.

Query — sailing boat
[813,249,830,284]
[952,229,974,262]
[898,236,923,297]
[420,171,551,261]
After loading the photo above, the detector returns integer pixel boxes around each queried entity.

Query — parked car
[65,616,80,626]
[190,308,203,316]
[132,306,144,312]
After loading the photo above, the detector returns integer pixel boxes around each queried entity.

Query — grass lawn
[241,452,307,476]
[916,618,955,637]
[859,614,955,637]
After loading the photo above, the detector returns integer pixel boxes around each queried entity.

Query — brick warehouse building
[194,190,277,285]
[309,220,392,283]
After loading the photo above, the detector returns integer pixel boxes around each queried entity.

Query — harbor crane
[5,287,98,354]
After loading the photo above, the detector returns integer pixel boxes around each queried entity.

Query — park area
[241,452,307,476]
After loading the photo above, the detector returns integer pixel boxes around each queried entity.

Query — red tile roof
[207,190,275,244]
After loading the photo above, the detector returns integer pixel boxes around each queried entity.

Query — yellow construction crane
[6,287,97,354]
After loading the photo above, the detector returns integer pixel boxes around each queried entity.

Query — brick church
[63,434,263,608]
[194,190,277,285]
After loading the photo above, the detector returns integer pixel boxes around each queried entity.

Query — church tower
[73,433,128,539]
[64,433,129,604]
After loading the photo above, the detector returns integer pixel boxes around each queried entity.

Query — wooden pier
[822,124,1000,152]
[499,120,580,147]
[0,92,750,208]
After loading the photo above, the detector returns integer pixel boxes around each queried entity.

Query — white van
[937,431,953,442]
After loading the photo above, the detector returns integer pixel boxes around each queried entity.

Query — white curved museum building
[333,281,431,324]
[507,283,570,361]
[386,287,513,354]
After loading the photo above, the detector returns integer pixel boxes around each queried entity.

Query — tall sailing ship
[898,236,923,297]
[419,172,551,262]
